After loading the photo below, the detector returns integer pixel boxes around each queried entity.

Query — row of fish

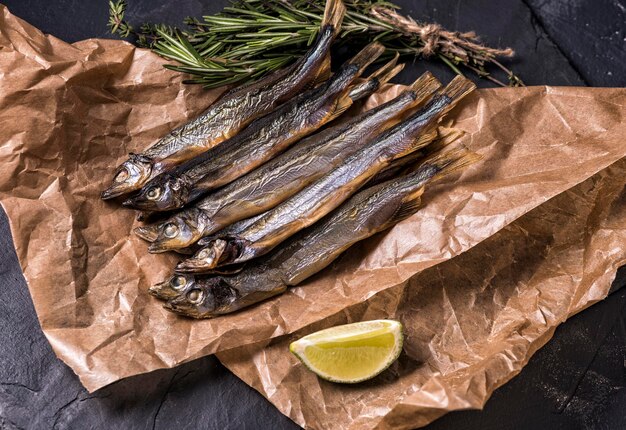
[101,0,479,318]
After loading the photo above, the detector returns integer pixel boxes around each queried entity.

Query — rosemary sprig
[108,0,523,88]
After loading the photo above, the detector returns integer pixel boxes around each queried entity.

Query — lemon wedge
[289,319,403,383]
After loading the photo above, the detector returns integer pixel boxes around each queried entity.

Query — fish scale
[124,41,386,212]
[137,71,439,253]
[161,145,479,318]
[100,0,345,199]
[181,76,476,270]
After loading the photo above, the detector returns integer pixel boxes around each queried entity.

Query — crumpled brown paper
[218,157,626,429]
[0,3,624,406]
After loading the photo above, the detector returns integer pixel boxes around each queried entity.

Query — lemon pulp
[289,319,403,383]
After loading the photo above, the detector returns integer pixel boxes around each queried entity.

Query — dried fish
[100,0,346,199]
[162,147,478,317]
[178,76,476,271]
[123,42,386,212]
[136,71,441,252]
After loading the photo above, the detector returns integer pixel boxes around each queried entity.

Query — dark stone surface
[524,0,626,87]
[0,1,624,429]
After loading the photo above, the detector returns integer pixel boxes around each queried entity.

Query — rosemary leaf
[108,0,523,88]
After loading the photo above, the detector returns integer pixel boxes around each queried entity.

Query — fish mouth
[122,195,156,210]
[121,197,143,208]
[122,199,159,212]
[149,281,180,300]
[175,239,227,273]
[147,232,204,253]
[134,225,160,242]
[101,184,136,200]
[163,299,208,319]
[122,197,137,207]
[148,242,174,254]
[174,258,217,274]
[122,196,176,212]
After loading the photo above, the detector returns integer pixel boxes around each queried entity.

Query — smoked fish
[101,0,346,199]
[136,71,441,252]
[123,42,386,212]
[179,76,476,271]
[162,148,478,317]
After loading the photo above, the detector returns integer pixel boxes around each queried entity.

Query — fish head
[164,277,238,318]
[174,239,228,273]
[122,174,189,211]
[149,273,196,301]
[101,154,153,200]
[137,209,207,252]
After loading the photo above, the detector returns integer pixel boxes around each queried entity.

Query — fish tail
[407,75,475,124]
[421,146,481,182]
[369,52,402,83]
[373,126,466,183]
[346,42,386,77]
[409,127,439,154]
[441,75,476,104]
[422,127,466,156]
[348,54,404,101]
[407,72,443,105]
[322,0,346,36]
[311,55,332,87]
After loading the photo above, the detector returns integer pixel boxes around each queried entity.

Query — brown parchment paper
[218,157,626,430]
[0,4,625,396]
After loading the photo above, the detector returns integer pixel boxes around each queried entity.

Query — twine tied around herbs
[370,6,520,86]
[109,0,523,88]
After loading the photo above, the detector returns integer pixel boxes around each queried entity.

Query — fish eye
[115,168,129,183]
[187,289,203,304]
[197,249,210,260]
[146,187,161,200]
[163,223,178,238]
[171,276,186,290]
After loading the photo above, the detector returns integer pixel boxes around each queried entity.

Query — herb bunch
[109,0,522,88]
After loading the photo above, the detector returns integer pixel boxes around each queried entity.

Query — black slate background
[0,1,625,429]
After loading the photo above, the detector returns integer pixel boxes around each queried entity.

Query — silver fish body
[101,0,346,199]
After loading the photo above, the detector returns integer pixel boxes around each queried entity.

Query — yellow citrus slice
[289,319,403,383]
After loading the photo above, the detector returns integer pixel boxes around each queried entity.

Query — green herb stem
[108,0,523,88]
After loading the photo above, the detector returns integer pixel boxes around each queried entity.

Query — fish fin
[346,42,386,77]
[377,63,404,86]
[383,127,466,178]
[387,189,425,225]
[421,146,482,182]
[348,55,404,102]
[386,149,425,173]
[399,126,438,157]
[408,72,442,105]
[327,95,354,122]
[441,75,476,103]
[368,52,401,82]
[321,0,346,36]
[383,147,479,225]
[312,54,332,87]
[422,127,466,156]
